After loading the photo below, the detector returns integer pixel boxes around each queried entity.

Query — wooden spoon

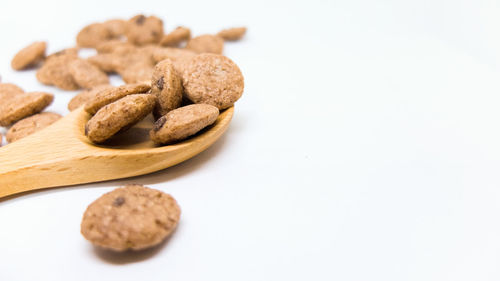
[0,106,234,198]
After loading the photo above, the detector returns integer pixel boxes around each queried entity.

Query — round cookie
[150,59,182,118]
[103,19,127,38]
[68,59,110,89]
[68,85,114,111]
[160,26,191,47]
[87,53,122,73]
[76,23,113,48]
[96,40,133,54]
[11,41,47,70]
[36,52,80,90]
[150,104,219,145]
[81,184,181,251]
[152,47,196,75]
[182,54,244,110]
[126,15,164,46]
[119,62,154,84]
[6,112,61,143]
[217,27,247,41]
[85,94,156,143]
[45,47,79,63]
[84,83,151,115]
[0,92,54,126]
[185,34,224,54]
[0,83,24,101]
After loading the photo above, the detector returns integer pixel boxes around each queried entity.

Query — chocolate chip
[156,76,164,90]
[136,15,146,25]
[113,196,125,206]
[153,116,167,131]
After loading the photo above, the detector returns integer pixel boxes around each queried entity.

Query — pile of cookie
[1,14,245,146]
[0,15,246,252]
[0,81,60,143]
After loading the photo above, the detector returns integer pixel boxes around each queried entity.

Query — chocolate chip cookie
[150,59,182,118]
[6,112,61,142]
[85,94,156,143]
[81,184,181,251]
[150,104,219,144]
[182,53,244,109]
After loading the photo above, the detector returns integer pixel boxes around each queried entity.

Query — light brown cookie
[45,47,79,62]
[125,15,164,46]
[150,104,219,145]
[84,83,151,115]
[81,184,180,251]
[112,46,156,84]
[95,40,133,54]
[68,58,110,89]
[150,59,182,118]
[182,54,244,109]
[0,83,24,101]
[6,112,61,142]
[76,23,113,48]
[85,94,156,143]
[68,85,114,111]
[11,41,47,70]
[36,51,80,90]
[152,47,196,75]
[87,53,121,73]
[119,63,154,84]
[217,27,247,41]
[0,92,54,126]
[103,19,127,38]
[160,26,191,47]
[185,34,224,54]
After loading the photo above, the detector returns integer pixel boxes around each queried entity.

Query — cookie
[217,27,247,41]
[85,94,156,143]
[68,58,110,89]
[76,23,113,48]
[87,53,121,73]
[45,47,79,62]
[0,92,54,126]
[81,184,181,251]
[152,47,196,75]
[160,26,191,47]
[150,104,219,145]
[150,59,182,118]
[95,40,133,54]
[36,51,80,90]
[103,19,127,38]
[182,54,244,109]
[112,46,156,84]
[68,85,114,111]
[0,83,24,101]
[84,83,151,115]
[11,41,47,70]
[185,34,224,54]
[6,112,61,142]
[119,63,154,84]
[125,15,164,46]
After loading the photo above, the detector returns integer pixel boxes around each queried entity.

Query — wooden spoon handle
[0,109,93,197]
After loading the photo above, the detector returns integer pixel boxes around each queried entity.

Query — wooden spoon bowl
[0,106,234,198]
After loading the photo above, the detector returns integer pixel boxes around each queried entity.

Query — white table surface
[1,0,500,280]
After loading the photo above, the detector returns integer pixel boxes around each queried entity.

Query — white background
[1,0,500,280]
